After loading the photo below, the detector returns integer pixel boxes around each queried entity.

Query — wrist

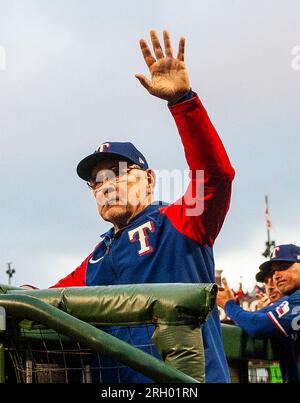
[167,88,193,105]
[224,298,238,310]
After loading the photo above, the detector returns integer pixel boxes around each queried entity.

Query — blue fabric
[225,292,300,383]
[224,299,282,338]
[170,88,194,105]
[86,202,230,383]
[259,244,300,274]
[76,141,149,181]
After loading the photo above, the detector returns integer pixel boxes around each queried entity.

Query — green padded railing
[0,283,217,383]
[222,324,277,361]
[222,323,281,383]
[0,283,216,326]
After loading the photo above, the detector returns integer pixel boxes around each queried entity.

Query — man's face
[263,274,283,302]
[89,158,152,229]
[272,261,300,295]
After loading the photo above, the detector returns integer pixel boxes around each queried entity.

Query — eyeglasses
[87,165,145,190]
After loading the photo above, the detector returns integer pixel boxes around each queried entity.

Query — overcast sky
[0,0,299,290]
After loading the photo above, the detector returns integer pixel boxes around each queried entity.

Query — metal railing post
[0,306,6,383]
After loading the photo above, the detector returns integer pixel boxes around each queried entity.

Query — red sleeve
[161,94,235,246]
[50,254,91,288]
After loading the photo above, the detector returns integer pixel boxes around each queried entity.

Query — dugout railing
[222,323,283,383]
[0,283,217,383]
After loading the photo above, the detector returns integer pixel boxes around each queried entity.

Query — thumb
[135,74,152,92]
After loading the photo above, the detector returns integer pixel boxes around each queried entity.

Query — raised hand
[256,292,272,309]
[135,30,191,104]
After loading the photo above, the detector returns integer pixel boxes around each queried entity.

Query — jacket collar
[100,201,167,239]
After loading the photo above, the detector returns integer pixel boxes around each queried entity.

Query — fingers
[222,277,229,289]
[140,30,184,65]
[150,30,164,59]
[135,74,152,92]
[263,298,271,307]
[139,39,156,69]
[177,37,185,61]
[163,30,173,57]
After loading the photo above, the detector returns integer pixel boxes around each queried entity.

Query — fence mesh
[4,325,159,383]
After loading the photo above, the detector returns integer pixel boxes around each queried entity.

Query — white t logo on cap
[271,247,280,259]
[97,143,110,152]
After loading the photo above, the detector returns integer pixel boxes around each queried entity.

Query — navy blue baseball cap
[255,270,271,283]
[256,244,300,282]
[77,141,149,181]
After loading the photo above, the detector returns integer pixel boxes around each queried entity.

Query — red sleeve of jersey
[50,254,91,288]
[161,94,235,246]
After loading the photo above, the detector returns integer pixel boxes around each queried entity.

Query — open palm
[136,30,191,103]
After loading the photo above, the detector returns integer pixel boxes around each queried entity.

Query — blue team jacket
[52,94,235,383]
[225,291,300,383]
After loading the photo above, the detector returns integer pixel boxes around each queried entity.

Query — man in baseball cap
[218,244,300,383]
[51,29,235,383]
[256,244,300,295]
[77,141,149,181]
[76,141,154,230]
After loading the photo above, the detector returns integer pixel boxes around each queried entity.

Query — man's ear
[146,169,156,192]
